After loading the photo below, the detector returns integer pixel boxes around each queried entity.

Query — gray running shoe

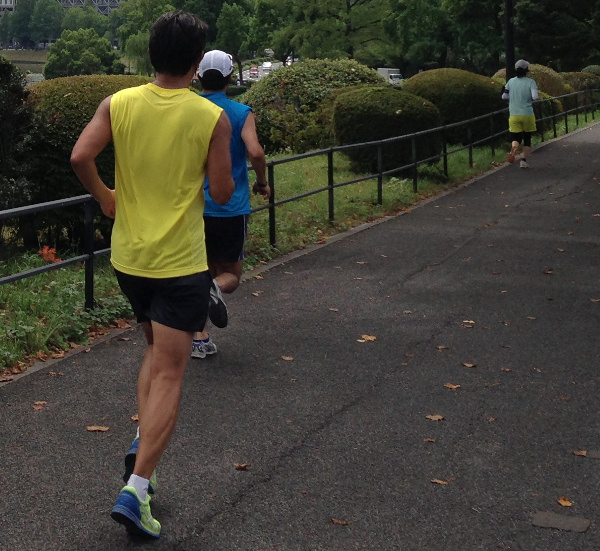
[191,338,218,359]
[208,280,228,328]
[520,159,529,168]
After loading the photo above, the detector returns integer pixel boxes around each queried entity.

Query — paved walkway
[1,125,600,551]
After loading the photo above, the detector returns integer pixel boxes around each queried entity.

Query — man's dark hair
[149,11,208,76]
[199,69,231,92]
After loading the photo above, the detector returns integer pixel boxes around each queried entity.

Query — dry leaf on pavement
[444,383,461,390]
[251,291,264,297]
[33,401,47,411]
[361,335,377,342]
[424,438,436,443]
[431,479,448,485]
[426,414,445,421]
[131,414,139,422]
[573,450,587,457]
[462,362,477,368]
[330,518,349,526]
[86,426,109,432]
[281,356,294,361]
[557,496,573,507]
[234,463,250,471]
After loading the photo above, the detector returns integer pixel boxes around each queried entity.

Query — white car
[262,61,272,73]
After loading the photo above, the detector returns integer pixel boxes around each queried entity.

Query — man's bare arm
[206,111,235,205]
[241,112,269,199]
[70,96,115,218]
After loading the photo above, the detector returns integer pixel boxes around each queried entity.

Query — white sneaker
[191,337,218,359]
[520,159,529,169]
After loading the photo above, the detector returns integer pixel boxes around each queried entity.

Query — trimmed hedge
[22,74,152,249]
[402,68,505,145]
[581,65,600,77]
[333,86,442,173]
[242,58,384,153]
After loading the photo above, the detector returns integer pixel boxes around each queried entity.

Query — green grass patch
[1,49,47,73]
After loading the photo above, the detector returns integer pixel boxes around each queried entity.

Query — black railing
[1,89,599,308]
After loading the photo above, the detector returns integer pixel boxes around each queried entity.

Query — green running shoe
[110,486,161,538]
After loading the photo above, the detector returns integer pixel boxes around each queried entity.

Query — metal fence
[1,89,599,308]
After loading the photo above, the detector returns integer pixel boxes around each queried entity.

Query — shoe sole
[208,301,228,328]
[111,506,160,539]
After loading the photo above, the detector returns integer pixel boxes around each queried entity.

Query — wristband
[254,181,267,188]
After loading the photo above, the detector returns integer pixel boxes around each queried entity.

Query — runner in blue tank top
[191,50,271,358]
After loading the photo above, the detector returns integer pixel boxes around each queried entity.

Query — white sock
[136,426,140,439]
[127,474,149,501]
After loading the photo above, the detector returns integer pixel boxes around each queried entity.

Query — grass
[1,49,48,73]
[1,109,598,376]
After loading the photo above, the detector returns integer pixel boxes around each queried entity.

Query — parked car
[249,65,259,78]
[262,61,272,73]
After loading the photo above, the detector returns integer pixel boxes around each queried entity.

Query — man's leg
[134,321,193,479]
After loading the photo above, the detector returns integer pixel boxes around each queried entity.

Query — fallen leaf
[0,375,14,382]
[115,319,131,329]
[436,345,449,351]
[573,450,587,457]
[48,371,63,377]
[500,367,512,372]
[463,319,475,324]
[426,414,445,421]
[405,353,414,358]
[329,307,339,312]
[431,479,448,485]
[251,291,264,297]
[33,400,47,411]
[361,335,377,342]
[356,261,367,265]
[527,316,537,320]
[424,438,436,443]
[86,426,109,432]
[444,383,461,390]
[356,339,366,343]
[403,310,413,315]
[234,463,250,471]
[281,356,294,361]
[50,351,65,359]
[557,248,565,252]
[330,518,349,526]
[590,298,600,303]
[462,362,477,368]
[117,337,132,341]
[254,274,264,279]
[500,321,511,326]
[543,269,554,275]
[557,496,573,507]
[491,271,501,275]
[131,414,139,422]
[487,417,496,422]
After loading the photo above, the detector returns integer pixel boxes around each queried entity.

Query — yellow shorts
[509,114,537,133]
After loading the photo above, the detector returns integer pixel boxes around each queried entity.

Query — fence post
[490,114,495,158]
[584,91,588,123]
[411,137,418,193]
[575,93,579,127]
[552,100,557,139]
[564,108,569,134]
[84,200,95,310]
[468,126,473,168]
[268,163,276,247]
[328,148,335,222]
[377,144,383,206]
[442,127,448,179]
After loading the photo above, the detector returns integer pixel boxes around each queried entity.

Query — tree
[248,0,295,61]
[125,30,153,75]
[0,12,12,46]
[43,28,125,79]
[169,0,224,44]
[216,3,250,81]
[62,2,109,38]
[278,0,392,61]
[109,0,174,51]
[513,0,600,71]
[30,0,64,45]
[10,0,36,47]
[385,0,453,75]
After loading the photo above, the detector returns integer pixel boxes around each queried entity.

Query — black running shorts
[114,269,212,332]
[204,214,248,263]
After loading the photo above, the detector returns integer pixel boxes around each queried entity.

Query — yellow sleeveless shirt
[109,83,222,278]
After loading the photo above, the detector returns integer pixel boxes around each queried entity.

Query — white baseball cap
[515,59,530,71]
[199,50,234,77]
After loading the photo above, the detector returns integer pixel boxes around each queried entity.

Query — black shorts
[115,269,212,332]
[204,214,248,263]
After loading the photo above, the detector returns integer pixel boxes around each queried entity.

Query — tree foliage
[216,3,250,79]
[10,0,36,47]
[44,28,125,80]
[125,31,153,76]
[62,2,109,38]
[30,0,64,45]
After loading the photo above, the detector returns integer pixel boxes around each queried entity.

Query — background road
[1,124,599,550]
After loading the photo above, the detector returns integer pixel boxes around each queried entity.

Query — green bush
[560,72,600,108]
[533,91,563,134]
[581,65,600,77]
[242,58,383,153]
[332,86,442,174]
[402,68,505,145]
[0,56,36,247]
[18,74,151,250]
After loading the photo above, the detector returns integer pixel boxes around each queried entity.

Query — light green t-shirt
[505,76,537,116]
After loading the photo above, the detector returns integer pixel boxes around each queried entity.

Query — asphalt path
[1,124,600,550]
